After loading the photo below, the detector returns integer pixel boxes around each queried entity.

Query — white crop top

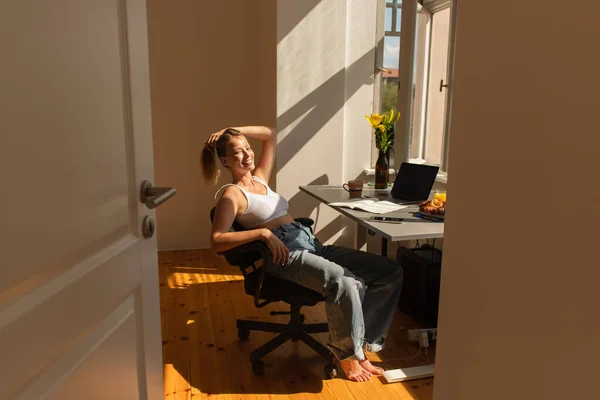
[214,176,289,229]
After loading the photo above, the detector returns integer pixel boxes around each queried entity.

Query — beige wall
[277,0,377,248]
[146,0,431,252]
[434,1,600,399]
[147,0,276,250]
[148,0,379,251]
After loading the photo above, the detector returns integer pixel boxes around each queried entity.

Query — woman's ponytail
[200,144,220,185]
[200,128,242,185]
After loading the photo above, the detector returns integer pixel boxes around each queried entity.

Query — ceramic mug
[343,180,363,198]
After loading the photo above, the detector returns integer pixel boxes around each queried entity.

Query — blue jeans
[266,222,403,361]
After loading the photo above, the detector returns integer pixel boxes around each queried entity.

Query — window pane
[383,36,400,69]
[385,7,392,32]
[377,1,403,168]
[381,79,398,115]
[408,11,431,161]
[424,7,451,166]
[382,36,399,114]
[395,8,402,32]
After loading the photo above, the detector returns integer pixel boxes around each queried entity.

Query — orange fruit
[431,198,444,208]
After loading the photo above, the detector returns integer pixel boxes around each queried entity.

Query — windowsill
[363,168,397,176]
[408,157,427,165]
[364,169,447,183]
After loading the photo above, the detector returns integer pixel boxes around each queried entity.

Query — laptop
[377,162,439,204]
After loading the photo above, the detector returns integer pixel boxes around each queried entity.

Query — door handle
[439,79,449,92]
[140,180,176,209]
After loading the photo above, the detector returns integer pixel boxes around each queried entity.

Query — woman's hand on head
[261,229,289,266]
[206,128,228,148]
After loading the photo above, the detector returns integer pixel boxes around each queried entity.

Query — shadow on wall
[287,174,351,246]
[352,170,371,183]
[276,44,377,171]
[287,174,329,218]
[277,0,322,44]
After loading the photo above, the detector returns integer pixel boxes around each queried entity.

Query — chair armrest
[217,240,273,308]
[217,240,269,266]
[217,240,266,257]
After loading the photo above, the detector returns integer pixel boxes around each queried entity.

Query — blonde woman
[201,126,403,382]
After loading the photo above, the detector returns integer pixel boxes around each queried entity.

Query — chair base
[236,305,335,372]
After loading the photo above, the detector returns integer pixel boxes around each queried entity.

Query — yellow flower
[365,114,383,129]
[365,109,401,153]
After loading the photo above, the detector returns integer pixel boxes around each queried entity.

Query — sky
[383,36,400,68]
[383,4,401,68]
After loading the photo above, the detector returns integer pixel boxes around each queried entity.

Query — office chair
[210,208,337,379]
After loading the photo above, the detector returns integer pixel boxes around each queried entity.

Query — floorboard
[160,249,435,400]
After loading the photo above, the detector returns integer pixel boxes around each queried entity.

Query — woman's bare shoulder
[216,184,248,213]
[218,184,244,200]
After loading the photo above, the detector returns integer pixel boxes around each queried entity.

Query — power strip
[408,328,437,342]
[382,364,435,383]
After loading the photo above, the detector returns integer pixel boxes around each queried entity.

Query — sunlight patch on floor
[163,363,190,396]
[168,271,244,288]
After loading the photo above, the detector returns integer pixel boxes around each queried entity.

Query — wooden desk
[299,185,444,255]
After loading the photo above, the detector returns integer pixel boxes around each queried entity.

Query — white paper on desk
[328,199,406,214]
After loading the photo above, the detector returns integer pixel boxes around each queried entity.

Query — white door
[0,1,164,399]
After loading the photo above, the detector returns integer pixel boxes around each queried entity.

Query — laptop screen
[391,163,440,201]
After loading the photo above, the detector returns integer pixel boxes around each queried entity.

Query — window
[380,0,402,114]
[375,0,455,175]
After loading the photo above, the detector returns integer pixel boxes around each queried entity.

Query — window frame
[374,0,457,177]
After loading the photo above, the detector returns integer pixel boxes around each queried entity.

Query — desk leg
[381,238,388,257]
[354,224,367,251]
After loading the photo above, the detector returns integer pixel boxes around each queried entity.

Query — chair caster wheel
[238,328,250,341]
[324,363,337,379]
[252,360,265,376]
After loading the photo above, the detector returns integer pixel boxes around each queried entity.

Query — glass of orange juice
[434,190,447,203]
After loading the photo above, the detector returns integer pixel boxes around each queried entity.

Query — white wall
[434,1,600,399]
[147,0,276,250]
[277,0,377,247]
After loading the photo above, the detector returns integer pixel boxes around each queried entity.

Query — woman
[201,126,403,382]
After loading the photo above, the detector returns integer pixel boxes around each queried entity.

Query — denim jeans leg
[265,249,367,361]
[316,245,403,351]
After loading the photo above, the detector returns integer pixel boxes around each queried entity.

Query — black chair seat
[209,207,335,378]
[244,269,325,306]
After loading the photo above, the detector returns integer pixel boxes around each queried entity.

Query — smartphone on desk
[368,216,405,224]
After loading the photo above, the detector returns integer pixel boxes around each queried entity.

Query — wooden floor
[159,249,435,400]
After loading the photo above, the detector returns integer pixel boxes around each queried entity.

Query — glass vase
[375,149,389,189]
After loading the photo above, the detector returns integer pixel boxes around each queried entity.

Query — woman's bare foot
[359,359,384,375]
[339,359,372,382]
